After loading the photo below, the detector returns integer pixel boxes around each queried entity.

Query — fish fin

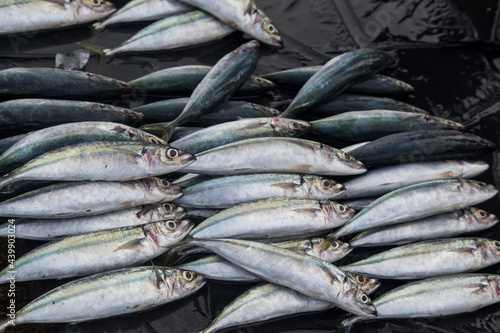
[117,149,142,164]
[245,0,257,15]
[451,246,478,256]
[270,182,300,192]
[469,282,490,295]
[151,261,164,289]
[111,125,128,133]
[341,316,366,330]
[291,207,321,218]
[77,41,108,68]
[113,238,146,252]
[161,122,178,142]
[92,21,106,32]
[45,0,69,6]
[294,164,313,173]
[136,204,153,218]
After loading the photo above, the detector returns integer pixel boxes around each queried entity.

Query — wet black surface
[1,0,500,332]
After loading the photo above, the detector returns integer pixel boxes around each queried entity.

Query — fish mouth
[174,206,187,219]
[178,151,196,166]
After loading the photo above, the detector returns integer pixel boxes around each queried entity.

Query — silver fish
[0,266,204,331]
[340,237,500,279]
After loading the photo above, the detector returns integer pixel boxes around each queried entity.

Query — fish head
[248,76,276,90]
[250,9,283,47]
[466,207,498,229]
[145,146,196,172]
[351,286,378,317]
[424,115,465,131]
[312,237,352,262]
[306,176,345,197]
[149,177,183,200]
[337,277,377,317]
[323,201,356,222]
[345,273,380,295]
[479,239,500,264]
[459,160,489,178]
[77,0,116,19]
[155,202,187,220]
[271,118,311,137]
[464,180,498,200]
[326,147,367,175]
[156,219,194,247]
[162,268,206,298]
[143,133,168,146]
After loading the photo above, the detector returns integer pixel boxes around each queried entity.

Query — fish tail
[0,319,11,333]
[162,121,178,142]
[92,21,106,32]
[77,42,112,68]
[340,316,366,331]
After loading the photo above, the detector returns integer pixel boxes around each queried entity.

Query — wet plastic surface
[1,0,500,332]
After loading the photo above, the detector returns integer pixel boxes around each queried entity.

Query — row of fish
[0,44,499,332]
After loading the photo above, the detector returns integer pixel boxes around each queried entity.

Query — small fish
[0,0,116,35]
[162,40,260,141]
[340,237,500,279]
[0,142,194,188]
[350,207,498,247]
[177,0,282,46]
[332,179,498,238]
[0,177,182,218]
[103,10,236,57]
[175,173,344,208]
[181,137,366,176]
[0,266,204,331]
[0,219,193,283]
[0,202,187,240]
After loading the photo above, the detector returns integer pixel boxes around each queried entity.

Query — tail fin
[77,41,109,69]
[0,318,12,333]
[161,122,178,142]
[92,21,106,32]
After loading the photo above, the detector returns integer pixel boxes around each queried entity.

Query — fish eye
[267,23,277,34]
[165,220,176,230]
[340,151,353,161]
[478,209,487,218]
[166,148,179,159]
[336,204,347,213]
[494,241,500,249]
[331,241,340,249]
[162,203,173,212]
[255,77,263,83]
[92,0,101,5]
[321,178,332,188]
[183,271,194,281]
[270,108,280,115]
[160,179,171,187]
[148,137,160,144]
[356,275,366,284]
[360,293,369,303]
[289,122,301,130]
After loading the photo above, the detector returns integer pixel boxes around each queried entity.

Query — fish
[0,99,143,132]
[0,266,204,331]
[313,94,429,115]
[103,10,236,57]
[187,238,377,317]
[342,274,500,327]
[280,49,396,118]
[332,179,498,238]
[0,177,182,218]
[0,202,187,240]
[339,160,489,199]
[176,238,353,282]
[0,68,131,101]
[350,207,498,247]
[175,173,345,208]
[310,110,465,142]
[200,274,380,333]
[170,118,311,154]
[129,65,275,96]
[188,199,355,240]
[162,40,260,141]
[0,0,115,35]
[181,137,366,176]
[0,142,194,188]
[93,0,192,31]
[0,219,193,283]
[177,0,282,46]
[0,133,28,155]
[0,121,166,173]
[340,237,500,279]
[349,130,497,167]
[134,98,280,124]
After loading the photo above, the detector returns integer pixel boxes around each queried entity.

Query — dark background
[1,0,500,332]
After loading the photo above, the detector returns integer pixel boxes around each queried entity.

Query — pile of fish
[0,42,499,333]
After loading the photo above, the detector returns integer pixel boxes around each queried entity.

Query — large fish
[0,0,115,35]
[0,142,194,188]
[181,137,366,176]
[0,177,182,218]
[177,0,282,46]
[0,266,204,331]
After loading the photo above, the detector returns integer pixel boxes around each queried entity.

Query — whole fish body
[280,49,396,118]
[163,40,260,140]
[0,177,182,218]
[340,237,500,279]
[129,65,275,96]
[175,173,345,208]
[0,68,131,100]
[93,0,192,31]
[0,202,187,240]
[0,121,166,173]
[176,237,353,282]
[333,179,498,238]
[0,219,193,283]
[177,0,282,46]
[0,266,204,330]
[343,274,500,327]
[188,238,377,317]
[311,110,464,142]
[103,10,236,57]
[339,160,489,199]
[0,142,194,188]
[0,99,143,132]
[349,130,497,167]
[170,118,311,154]
[181,137,366,176]
[313,94,429,115]
[189,198,355,240]
[350,207,498,247]
[0,0,115,35]
[134,98,280,124]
